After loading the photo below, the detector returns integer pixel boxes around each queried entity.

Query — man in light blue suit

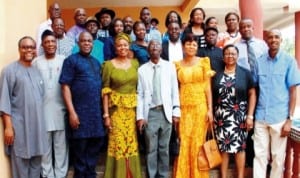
[136,40,180,178]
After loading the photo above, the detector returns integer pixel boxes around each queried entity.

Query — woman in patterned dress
[212,44,256,178]
[102,33,142,178]
[173,33,215,178]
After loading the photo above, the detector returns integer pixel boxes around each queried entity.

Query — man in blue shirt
[59,32,105,178]
[253,29,300,178]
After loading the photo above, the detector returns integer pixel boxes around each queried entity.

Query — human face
[100,13,112,28]
[86,22,99,35]
[183,40,198,56]
[223,47,238,66]
[75,9,87,26]
[49,3,61,19]
[168,23,180,43]
[78,32,93,55]
[205,30,218,46]
[148,40,162,62]
[266,30,282,52]
[42,35,57,58]
[52,18,65,38]
[114,20,124,34]
[239,20,254,40]
[168,12,179,23]
[123,16,134,33]
[115,38,129,57]
[226,14,239,32]
[140,9,151,24]
[19,38,36,63]
[207,18,218,28]
[134,23,146,40]
[192,9,204,25]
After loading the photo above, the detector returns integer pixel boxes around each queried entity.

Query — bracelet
[103,113,110,118]
[247,115,254,119]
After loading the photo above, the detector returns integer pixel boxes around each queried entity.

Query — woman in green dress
[102,33,142,178]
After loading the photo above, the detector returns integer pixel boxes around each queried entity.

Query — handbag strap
[209,124,216,140]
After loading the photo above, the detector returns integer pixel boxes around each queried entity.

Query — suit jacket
[137,59,181,123]
[161,40,184,61]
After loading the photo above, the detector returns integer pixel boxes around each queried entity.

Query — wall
[0,1,47,177]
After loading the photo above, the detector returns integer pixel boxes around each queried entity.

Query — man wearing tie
[136,40,180,178]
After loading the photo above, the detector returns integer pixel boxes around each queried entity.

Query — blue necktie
[247,41,257,77]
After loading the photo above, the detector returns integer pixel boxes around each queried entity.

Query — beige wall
[0,1,47,177]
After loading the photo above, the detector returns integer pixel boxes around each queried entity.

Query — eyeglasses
[20,45,36,50]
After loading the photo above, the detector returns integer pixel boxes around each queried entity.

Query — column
[239,0,264,39]
[295,11,300,67]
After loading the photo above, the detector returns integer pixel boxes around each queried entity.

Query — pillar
[295,11,300,67]
[239,0,264,39]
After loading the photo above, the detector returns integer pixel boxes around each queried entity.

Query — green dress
[102,59,142,178]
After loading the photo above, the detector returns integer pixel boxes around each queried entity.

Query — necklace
[224,66,236,74]
[228,31,238,38]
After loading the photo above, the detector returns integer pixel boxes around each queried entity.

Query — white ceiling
[59,0,300,30]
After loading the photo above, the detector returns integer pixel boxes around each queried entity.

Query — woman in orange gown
[173,33,214,178]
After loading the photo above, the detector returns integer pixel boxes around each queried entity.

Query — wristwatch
[287,115,294,121]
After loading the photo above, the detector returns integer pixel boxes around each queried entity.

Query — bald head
[48,2,61,20]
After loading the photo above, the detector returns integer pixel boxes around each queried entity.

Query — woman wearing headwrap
[102,33,142,178]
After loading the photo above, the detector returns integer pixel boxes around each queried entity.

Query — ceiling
[58,0,300,30]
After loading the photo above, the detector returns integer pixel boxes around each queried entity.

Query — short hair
[182,33,197,45]
[18,36,35,48]
[225,12,240,23]
[133,21,145,31]
[204,27,218,35]
[41,30,56,42]
[140,7,150,16]
[223,44,239,55]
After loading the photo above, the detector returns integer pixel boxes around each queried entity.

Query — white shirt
[137,59,181,123]
[32,54,66,131]
[168,39,183,62]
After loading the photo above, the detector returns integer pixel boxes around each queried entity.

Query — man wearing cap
[198,27,224,73]
[72,16,104,64]
[95,7,115,40]
[33,30,69,178]
[39,17,75,58]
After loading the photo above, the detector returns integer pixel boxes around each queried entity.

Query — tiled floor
[66,152,254,178]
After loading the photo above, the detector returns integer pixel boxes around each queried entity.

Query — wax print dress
[102,59,142,178]
[173,57,214,178]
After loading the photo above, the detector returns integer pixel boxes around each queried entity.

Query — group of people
[0,2,300,178]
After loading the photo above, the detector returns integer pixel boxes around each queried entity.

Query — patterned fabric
[173,57,214,178]
[102,59,142,178]
[214,73,248,153]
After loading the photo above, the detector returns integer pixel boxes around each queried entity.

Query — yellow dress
[173,57,214,178]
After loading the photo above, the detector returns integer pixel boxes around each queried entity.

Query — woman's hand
[246,116,254,131]
[206,110,214,125]
[104,117,112,131]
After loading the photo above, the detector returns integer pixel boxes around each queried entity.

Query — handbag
[198,124,222,170]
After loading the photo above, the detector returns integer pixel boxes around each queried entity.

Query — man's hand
[172,116,180,132]
[136,119,146,134]
[4,127,14,145]
[69,112,80,129]
[281,119,292,137]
